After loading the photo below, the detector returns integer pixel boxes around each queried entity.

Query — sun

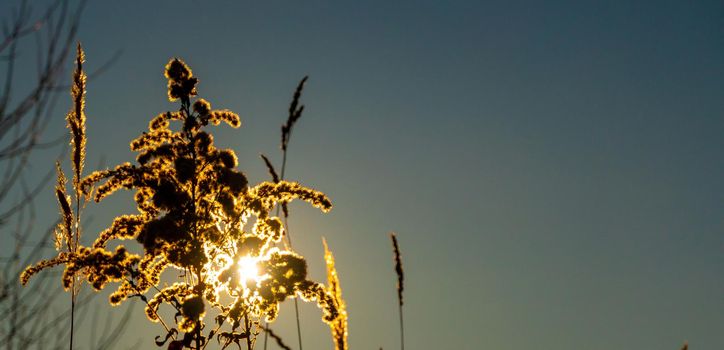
[238,256,263,284]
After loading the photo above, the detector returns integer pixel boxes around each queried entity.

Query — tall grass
[56,42,88,350]
[260,76,308,350]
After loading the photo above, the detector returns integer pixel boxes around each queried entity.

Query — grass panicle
[67,43,87,196]
[390,233,404,305]
[281,76,308,152]
[66,42,89,350]
[323,238,348,350]
[390,232,404,350]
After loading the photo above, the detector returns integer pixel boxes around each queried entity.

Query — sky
[2,0,723,349]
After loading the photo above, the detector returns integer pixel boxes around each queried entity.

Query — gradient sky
[2,1,723,349]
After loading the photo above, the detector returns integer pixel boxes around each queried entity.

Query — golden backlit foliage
[21,48,347,349]
[324,238,348,350]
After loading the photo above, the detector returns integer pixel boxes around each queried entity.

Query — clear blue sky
[3,1,723,349]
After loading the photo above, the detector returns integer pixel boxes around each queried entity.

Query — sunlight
[238,256,262,283]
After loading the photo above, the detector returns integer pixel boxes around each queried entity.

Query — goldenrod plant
[21,46,348,350]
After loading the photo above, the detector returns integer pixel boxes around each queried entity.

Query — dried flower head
[164,58,198,102]
[193,98,211,116]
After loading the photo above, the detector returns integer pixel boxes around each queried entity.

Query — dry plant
[276,77,307,350]
[389,233,404,350]
[258,76,308,350]
[323,239,348,350]
[54,41,88,350]
[20,47,348,350]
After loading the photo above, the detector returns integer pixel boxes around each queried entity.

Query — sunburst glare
[238,256,264,284]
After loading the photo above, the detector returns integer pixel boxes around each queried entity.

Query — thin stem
[188,100,204,350]
[126,276,172,333]
[195,320,202,349]
[292,297,303,350]
[264,77,306,350]
[69,288,75,350]
[281,149,304,350]
[263,145,304,350]
[245,314,253,350]
[195,268,203,350]
[70,160,82,350]
[398,303,404,350]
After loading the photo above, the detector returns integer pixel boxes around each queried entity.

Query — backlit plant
[20,45,347,350]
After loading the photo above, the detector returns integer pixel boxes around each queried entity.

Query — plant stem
[263,141,304,350]
[245,314,253,350]
[196,268,203,350]
[69,286,75,350]
[196,321,202,350]
[293,297,303,350]
[398,303,404,350]
[70,173,82,350]
[280,149,304,350]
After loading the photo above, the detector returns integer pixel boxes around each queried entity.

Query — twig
[261,325,292,350]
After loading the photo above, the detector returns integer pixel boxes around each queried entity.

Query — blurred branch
[0,1,130,349]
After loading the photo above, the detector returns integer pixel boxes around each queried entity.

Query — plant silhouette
[21,47,347,350]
